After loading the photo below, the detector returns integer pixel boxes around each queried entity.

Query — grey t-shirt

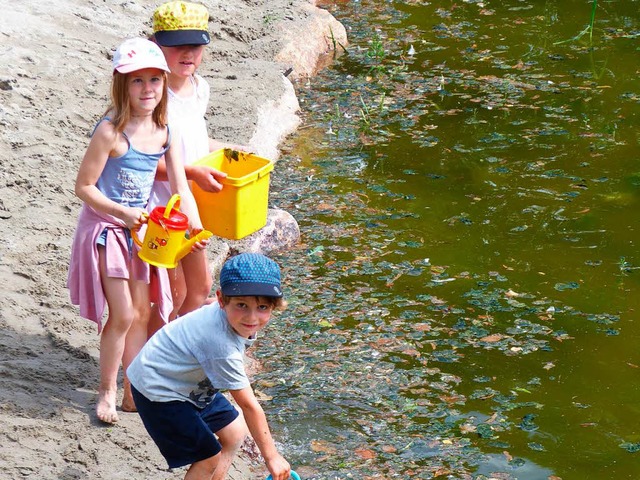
[127,302,254,408]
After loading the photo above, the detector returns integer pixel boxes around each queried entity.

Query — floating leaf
[518,413,539,432]
[620,442,640,453]
[476,423,495,438]
[355,447,377,459]
[554,281,580,291]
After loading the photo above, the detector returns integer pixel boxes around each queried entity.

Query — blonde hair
[104,70,169,132]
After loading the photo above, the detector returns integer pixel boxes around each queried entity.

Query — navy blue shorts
[132,386,240,469]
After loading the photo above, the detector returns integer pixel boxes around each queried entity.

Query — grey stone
[208,207,300,280]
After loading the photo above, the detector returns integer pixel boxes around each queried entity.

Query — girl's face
[127,68,165,115]
[217,293,273,339]
[160,45,205,79]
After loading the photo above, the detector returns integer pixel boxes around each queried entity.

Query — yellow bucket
[133,194,212,268]
[191,149,274,240]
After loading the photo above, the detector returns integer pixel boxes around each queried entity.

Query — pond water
[259,1,640,478]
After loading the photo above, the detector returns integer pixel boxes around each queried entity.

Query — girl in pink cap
[68,37,207,424]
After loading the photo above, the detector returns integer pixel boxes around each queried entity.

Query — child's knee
[136,302,151,321]
[183,276,213,305]
[192,280,213,302]
[218,417,248,452]
[129,302,151,327]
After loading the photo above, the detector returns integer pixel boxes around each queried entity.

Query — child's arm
[155,156,228,193]
[188,135,253,191]
[164,134,206,236]
[75,121,147,230]
[154,138,251,193]
[230,386,291,480]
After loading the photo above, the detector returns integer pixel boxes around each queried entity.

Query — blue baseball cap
[220,253,283,298]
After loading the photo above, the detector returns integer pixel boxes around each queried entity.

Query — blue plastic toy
[266,471,301,480]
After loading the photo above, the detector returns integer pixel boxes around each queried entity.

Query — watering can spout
[175,230,213,263]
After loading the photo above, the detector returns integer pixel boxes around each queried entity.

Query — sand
[0,0,346,478]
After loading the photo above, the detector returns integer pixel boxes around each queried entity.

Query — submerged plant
[365,32,386,75]
[554,0,598,45]
[357,93,387,139]
[327,26,348,56]
[618,256,640,275]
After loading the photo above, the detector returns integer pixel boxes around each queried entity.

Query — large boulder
[208,207,300,277]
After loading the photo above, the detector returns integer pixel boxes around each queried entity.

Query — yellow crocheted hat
[153,1,210,46]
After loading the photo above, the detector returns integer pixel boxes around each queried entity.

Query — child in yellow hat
[133,2,251,413]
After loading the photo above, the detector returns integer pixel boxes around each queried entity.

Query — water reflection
[475,452,556,480]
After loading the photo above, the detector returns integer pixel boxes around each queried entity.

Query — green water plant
[365,32,386,75]
[327,26,348,56]
[554,0,598,45]
[357,93,387,138]
[358,95,373,135]
[618,256,640,275]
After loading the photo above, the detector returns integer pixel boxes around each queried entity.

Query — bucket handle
[266,471,301,480]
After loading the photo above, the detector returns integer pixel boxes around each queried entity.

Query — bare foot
[96,388,119,424]
[121,377,137,413]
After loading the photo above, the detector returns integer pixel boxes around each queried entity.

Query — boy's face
[217,292,274,339]
[159,44,205,79]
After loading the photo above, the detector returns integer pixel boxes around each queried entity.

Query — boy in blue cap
[127,253,292,480]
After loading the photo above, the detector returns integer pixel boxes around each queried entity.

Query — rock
[249,77,301,161]
[275,0,349,80]
[208,207,300,278]
[238,207,301,255]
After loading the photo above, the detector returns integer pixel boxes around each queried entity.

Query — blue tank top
[95,119,171,208]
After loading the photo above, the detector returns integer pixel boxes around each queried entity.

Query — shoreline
[0,0,346,478]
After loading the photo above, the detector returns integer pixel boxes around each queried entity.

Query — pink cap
[112,38,170,74]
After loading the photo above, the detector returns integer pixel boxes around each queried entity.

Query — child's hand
[189,227,210,251]
[191,165,227,193]
[124,207,148,230]
[265,454,291,480]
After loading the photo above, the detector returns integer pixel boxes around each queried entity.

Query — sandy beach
[0,0,345,478]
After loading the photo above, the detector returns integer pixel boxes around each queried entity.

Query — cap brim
[155,30,210,47]
[114,64,170,74]
[221,282,283,298]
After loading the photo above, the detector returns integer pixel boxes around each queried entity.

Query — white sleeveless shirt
[148,74,211,209]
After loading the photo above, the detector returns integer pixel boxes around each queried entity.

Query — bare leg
[211,417,249,480]
[96,249,135,424]
[184,416,247,480]
[178,249,212,316]
[121,376,136,412]
[184,455,218,480]
[121,278,151,412]
[148,264,186,338]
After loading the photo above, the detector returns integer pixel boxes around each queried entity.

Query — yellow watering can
[133,194,212,269]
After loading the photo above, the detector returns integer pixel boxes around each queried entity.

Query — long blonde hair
[104,70,169,132]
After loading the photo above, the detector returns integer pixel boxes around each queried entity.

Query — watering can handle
[175,229,213,263]
[164,194,181,218]
[266,471,301,480]
[131,212,150,247]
